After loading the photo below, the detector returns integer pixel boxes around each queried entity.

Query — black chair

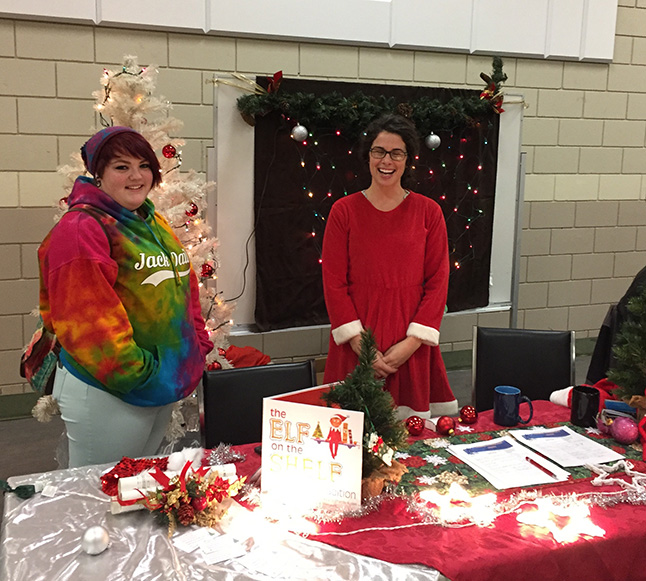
[201,360,316,447]
[471,326,575,412]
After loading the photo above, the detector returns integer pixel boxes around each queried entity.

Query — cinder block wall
[2,2,646,398]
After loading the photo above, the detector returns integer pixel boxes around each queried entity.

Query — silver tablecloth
[1,466,441,581]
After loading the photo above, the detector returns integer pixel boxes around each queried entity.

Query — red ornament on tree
[200,263,215,278]
[207,361,222,371]
[405,415,425,436]
[435,416,456,436]
[185,202,198,217]
[459,405,478,425]
[162,144,177,158]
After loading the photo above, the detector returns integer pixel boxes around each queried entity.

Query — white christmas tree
[58,55,233,370]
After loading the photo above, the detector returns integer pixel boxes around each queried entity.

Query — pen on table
[525,456,557,479]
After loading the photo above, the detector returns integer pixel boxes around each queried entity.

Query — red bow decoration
[267,70,283,93]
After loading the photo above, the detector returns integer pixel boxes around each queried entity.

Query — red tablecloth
[235,401,646,581]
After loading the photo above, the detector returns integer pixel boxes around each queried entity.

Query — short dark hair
[94,131,162,188]
[359,113,420,169]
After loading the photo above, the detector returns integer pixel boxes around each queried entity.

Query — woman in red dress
[322,114,457,420]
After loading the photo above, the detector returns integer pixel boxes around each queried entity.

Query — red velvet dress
[322,191,455,415]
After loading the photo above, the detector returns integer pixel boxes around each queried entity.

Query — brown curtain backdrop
[252,78,500,331]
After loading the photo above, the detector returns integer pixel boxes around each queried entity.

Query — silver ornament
[81,525,110,555]
[425,133,441,150]
[290,124,309,141]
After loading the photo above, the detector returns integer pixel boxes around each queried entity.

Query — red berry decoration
[162,144,177,158]
[436,415,456,436]
[200,263,215,278]
[459,405,478,425]
[405,415,425,436]
[207,361,222,371]
[185,202,198,217]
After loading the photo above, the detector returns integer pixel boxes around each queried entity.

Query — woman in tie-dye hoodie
[38,126,213,467]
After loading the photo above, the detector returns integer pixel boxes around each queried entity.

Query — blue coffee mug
[493,385,533,427]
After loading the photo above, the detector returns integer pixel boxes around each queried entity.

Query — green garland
[321,330,408,478]
[237,57,506,137]
[608,286,646,401]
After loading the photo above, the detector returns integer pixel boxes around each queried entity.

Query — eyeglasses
[369,147,408,161]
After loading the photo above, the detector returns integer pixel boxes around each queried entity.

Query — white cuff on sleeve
[331,320,364,345]
[406,322,440,346]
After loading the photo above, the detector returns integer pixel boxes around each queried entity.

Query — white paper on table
[447,435,570,489]
[510,426,624,467]
[173,527,220,553]
[200,534,248,565]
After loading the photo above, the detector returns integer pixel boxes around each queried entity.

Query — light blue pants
[53,365,174,468]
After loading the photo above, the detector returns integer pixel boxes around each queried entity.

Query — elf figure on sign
[326,414,347,459]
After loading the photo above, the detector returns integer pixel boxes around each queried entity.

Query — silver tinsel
[206,443,246,466]
[308,493,393,525]
[589,490,646,508]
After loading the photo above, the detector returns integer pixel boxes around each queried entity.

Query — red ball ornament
[435,415,456,436]
[459,405,478,425]
[200,263,215,278]
[162,144,177,158]
[191,496,208,512]
[405,415,425,436]
[185,202,198,217]
[207,361,222,371]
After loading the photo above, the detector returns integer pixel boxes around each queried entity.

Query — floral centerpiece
[322,330,409,499]
[139,462,245,536]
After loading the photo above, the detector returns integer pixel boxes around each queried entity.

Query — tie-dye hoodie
[38,176,213,407]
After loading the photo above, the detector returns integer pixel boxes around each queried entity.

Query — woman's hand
[348,335,398,378]
[383,336,422,370]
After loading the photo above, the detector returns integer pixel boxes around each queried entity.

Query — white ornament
[81,525,110,555]
[425,132,441,150]
[290,124,309,141]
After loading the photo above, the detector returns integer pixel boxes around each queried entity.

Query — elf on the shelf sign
[261,385,364,513]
